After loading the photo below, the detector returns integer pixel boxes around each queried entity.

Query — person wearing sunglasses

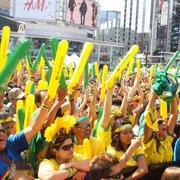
[97,85,148,180]
[0,95,53,179]
[143,91,178,165]
[38,129,90,180]
[72,115,105,160]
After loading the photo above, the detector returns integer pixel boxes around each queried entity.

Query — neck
[76,136,84,145]
[122,144,129,151]
[56,156,69,165]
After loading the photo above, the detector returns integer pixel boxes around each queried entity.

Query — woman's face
[158,120,167,138]
[119,128,133,145]
[56,138,74,162]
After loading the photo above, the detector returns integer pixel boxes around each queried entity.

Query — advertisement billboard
[66,0,98,28]
[13,0,56,22]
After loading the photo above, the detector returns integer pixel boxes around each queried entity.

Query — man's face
[0,124,7,151]
[73,119,91,139]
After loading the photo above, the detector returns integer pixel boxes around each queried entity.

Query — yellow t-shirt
[107,145,145,167]
[74,136,105,159]
[142,135,173,165]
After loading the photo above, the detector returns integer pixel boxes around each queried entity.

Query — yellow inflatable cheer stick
[69,62,73,79]
[16,61,22,73]
[100,65,108,101]
[0,26,10,71]
[83,138,92,158]
[136,59,141,78]
[38,56,45,72]
[63,64,69,78]
[47,40,68,99]
[16,100,24,132]
[160,99,167,120]
[68,42,93,93]
[25,80,33,95]
[126,59,134,77]
[37,80,48,90]
[106,45,139,88]
[149,65,155,83]
[24,94,35,128]
[94,61,100,82]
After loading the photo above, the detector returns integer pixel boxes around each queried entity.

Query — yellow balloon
[47,40,68,99]
[0,26,10,71]
[24,94,35,128]
[68,42,93,93]
[136,59,141,78]
[126,59,134,77]
[160,99,167,120]
[106,45,139,88]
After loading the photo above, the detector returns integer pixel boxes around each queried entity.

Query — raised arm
[24,96,53,142]
[101,86,114,129]
[144,91,158,143]
[167,96,178,135]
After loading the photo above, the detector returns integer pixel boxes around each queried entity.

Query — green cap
[75,115,88,124]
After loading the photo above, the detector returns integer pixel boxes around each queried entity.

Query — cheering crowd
[0,31,180,180]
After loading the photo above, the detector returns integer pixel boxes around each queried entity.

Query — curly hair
[90,153,119,180]
[111,116,132,152]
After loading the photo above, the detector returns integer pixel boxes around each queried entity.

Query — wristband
[42,104,49,110]
[68,168,76,177]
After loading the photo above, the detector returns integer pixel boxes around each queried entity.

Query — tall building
[151,0,180,54]
[121,0,152,52]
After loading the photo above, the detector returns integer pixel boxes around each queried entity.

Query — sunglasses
[76,123,90,129]
[59,143,73,151]
[0,129,7,134]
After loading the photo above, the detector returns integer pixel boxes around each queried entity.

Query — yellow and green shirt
[142,135,173,165]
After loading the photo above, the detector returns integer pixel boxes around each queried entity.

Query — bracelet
[42,104,49,110]
[68,168,76,177]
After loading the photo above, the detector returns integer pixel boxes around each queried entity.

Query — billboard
[13,0,56,22]
[66,0,98,28]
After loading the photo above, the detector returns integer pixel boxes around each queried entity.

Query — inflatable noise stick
[59,70,67,90]
[16,100,25,132]
[126,59,134,77]
[24,94,35,129]
[37,80,48,90]
[25,80,33,95]
[0,26,10,71]
[175,61,180,77]
[30,82,35,94]
[68,42,93,93]
[106,45,139,88]
[136,59,141,78]
[43,54,51,71]
[84,63,88,88]
[0,38,32,92]
[50,37,59,60]
[69,62,73,79]
[47,40,68,99]
[91,63,95,81]
[32,43,46,73]
[38,56,45,72]
[83,138,92,158]
[160,99,167,120]
[16,61,22,73]
[149,65,155,83]
[164,51,180,73]
[100,65,108,101]
[94,61,100,82]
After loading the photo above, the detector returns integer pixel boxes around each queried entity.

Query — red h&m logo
[24,0,45,12]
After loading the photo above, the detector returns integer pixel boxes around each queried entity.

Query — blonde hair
[161,167,180,180]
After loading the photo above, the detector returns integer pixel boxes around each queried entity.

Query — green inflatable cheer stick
[18,107,25,131]
[91,64,95,81]
[30,82,35,94]
[0,38,32,92]
[50,37,58,60]
[46,68,51,83]
[84,63,88,87]
[175,61,180,77]
[27,51,33,68]
[59,70,67,90]
[43,53,51,71]
[164,51,180,73]
[32,43,46,73]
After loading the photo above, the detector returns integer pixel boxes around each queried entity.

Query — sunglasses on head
[76,123,90,129]
[59,143,73,151]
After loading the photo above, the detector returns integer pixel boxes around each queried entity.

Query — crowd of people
[0,37,180,180]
